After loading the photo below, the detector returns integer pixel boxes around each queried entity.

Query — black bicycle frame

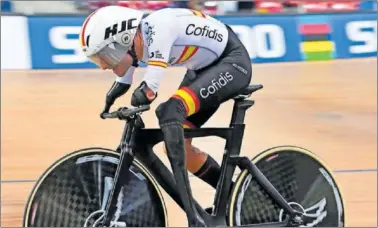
[102,98,298,227]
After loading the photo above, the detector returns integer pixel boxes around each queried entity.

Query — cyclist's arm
[105,66,136,109]
[142,22,176,93]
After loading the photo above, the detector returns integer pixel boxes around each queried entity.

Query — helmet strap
[128,42,139,67]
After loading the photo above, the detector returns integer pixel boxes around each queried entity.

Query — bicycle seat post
[230,98,255,126]
[211,97,255,220]
[229,84,263,126]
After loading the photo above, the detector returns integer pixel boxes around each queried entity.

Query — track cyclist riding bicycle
[79,5,252,227]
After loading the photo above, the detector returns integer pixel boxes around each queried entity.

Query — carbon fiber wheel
[228,146,345,227]
[23,148,168,227]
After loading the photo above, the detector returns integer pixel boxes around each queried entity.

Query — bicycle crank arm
[229,156,297,216]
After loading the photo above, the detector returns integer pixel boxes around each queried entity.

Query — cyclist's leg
[170,56,251,187]
[156,70,206,226]
[183,109,221,189]
[162,70,221,189]
[155,56,251,225]
[155,26,252,225]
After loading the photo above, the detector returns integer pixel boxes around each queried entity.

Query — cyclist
[79,5,252,226]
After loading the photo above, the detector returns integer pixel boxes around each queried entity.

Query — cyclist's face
[102,31,143,76]
[96,51,133,76]
[112,53,134,77]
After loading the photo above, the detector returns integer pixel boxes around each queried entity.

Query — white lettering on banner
[254,25,286,58]
[230,25,254,57]
[230,24,286,59]
[346,20,377,54]
[49,26,88,64]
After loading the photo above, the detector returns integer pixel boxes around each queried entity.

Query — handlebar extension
[102,105,150,120]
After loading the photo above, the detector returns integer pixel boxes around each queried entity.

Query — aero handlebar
[101,105,150,119]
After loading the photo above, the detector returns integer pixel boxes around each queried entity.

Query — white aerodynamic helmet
[79,5,144,68]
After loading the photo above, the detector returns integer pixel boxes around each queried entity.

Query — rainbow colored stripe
[298,16,336,61]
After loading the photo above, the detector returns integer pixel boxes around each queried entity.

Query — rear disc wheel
[228,146,345,227]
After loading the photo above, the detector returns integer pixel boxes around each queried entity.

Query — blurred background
[1,0,377,15]
[1,0,376,70]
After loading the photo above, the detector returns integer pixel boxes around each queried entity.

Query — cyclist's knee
[155,98,187,126]
[162,135,207,173]
[186,144,208,173]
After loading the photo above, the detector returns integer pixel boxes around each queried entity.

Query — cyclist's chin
[113,67,127,77]
[113,55,133,77]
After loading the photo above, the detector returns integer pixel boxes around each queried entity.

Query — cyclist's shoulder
[142,8,194,23]
[141,8,185,35]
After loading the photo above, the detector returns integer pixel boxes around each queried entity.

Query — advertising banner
[2,12,374,69]
[331,13,377,59]
[28,16,96,69]
[217,15,302,63]
[1,16,32,70]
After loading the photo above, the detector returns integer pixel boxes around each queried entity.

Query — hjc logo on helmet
[104,18,138,40]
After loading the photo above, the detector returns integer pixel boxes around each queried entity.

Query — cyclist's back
[139,8,230,70]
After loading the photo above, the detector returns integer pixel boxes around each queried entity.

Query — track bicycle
[23,84,345,227]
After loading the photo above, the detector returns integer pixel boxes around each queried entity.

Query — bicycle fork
[102,122,136,227]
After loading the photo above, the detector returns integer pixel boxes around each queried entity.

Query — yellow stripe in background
[148,61,168,68]
[174,90,196,115]
[301,41,334,53]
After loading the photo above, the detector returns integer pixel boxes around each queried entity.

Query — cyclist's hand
[100,103,112,119]
[116,107,129,120]
[100,81,131,119]
[131,81,157,107]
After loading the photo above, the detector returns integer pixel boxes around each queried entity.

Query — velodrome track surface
[1,58,377,227]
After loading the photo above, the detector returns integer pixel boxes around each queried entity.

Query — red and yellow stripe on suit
[183,120,196,129]
[148,60,168,68]
[190,9,207,18]
[172,10,207,65]
[172,87,200,116]
[173,46,199,65]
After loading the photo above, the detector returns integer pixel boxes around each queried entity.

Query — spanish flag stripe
[174,46,189,64]
[179,46,197,63]
[183,120,196,128]
[175,46,199,64]
[190,10,198,16]
[174,89,196,116]
[186,47,199,61]
[80,11,97,47]
[181,87,200,113]
[190,10,206,18]
[172,95,189,115]
[148,61,168,68]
